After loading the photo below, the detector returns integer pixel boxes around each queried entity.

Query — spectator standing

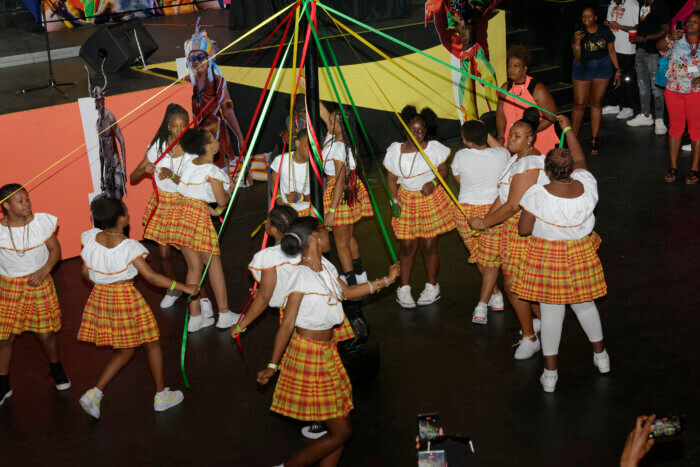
[604,0,641,119]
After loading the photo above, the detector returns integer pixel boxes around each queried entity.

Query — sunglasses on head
[188,52,207,64]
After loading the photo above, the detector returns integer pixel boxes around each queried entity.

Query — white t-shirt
[81,229,149,284]
[146,141,196,193]
[607,0,639,55]
[451,147,510,204]
[384,140,451,191]
[270,154,310,213]
[281,256,345,331]
[519,169,598,241]
[322,137,356,177]
[177,160,230,203]
[248,244,301,308]
[0,213,57,277]
[497,154,550,204]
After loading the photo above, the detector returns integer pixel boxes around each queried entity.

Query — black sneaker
[0,387,11,407]
[301,422,328,440]
[49,362,71,391]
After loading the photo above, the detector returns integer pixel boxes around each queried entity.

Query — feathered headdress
[184,17,223,84]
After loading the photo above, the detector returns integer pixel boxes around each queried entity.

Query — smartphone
[418,450,447,467]
[418,413,441,443]
[649,415,684,439]
[575,23,584,33]
[676,20,684,31]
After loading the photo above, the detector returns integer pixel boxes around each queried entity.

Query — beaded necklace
[7,217,30,257]
[399,142,421,178]
[302,257,344,302]
[290,151,309,197]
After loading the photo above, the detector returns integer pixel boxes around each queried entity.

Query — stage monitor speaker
[80,19,159,73]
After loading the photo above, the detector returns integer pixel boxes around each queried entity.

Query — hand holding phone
[418,413,441,446]
[649,415,684,439]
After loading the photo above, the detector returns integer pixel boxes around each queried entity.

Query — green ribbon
[559,126,571,148]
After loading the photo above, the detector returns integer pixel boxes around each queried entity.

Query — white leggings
[540,301,604,356]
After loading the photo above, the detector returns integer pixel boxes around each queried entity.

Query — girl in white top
[451,121,510,325]
[515,115,609,393]
[169,129,237,333]
[384,106,455,309]
[468,109,549,360]
[256,216,399,467]
[270,131,311,216]
[129,104,201,311]
[77,198,198,419]
[0,184,70,407]
[319,100,373,287]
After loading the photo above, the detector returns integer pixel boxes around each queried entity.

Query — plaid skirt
[501,213,529,276]
[455,203,502,268]
[142,190,179,246]
[78,283,160,348]
[271,332,353,421]
[323,177,373,226]
[0,274,61,339]
[279,310,355,343]
[512,234,607,304]
[168,196,220,255]
[392,186,456,240]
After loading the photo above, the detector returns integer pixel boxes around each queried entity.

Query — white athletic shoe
[487,292,504,311]
[216,311,242,329]
[79,389,102,419]
[187,314,215,333]
[301,422,328,439]
[593,349,611,374]
[616,107,634,119]
[200,298,214,319]
[540,370,558,393]
[355,271,368,284]
[154,388,184,412]
[160,290,182,308]
[626,113,654,127]
[519,318,541,335]
[396,285,416,309]
[514,336,541,360]
[471,303,488,325]
[655,119,668,135]
[682,143,692,152]
[417,283,441,306]
[0,388,12,407]
[602,105,619,115]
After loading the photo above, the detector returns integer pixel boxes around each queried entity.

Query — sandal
[590,137,599,155]
[664,168,678,183]
[686,170,699,185]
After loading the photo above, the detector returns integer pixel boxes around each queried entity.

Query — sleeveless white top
[0,213,57,277]
[322,136,356,177]
[177,160,230,203]
[496,154,550,204]
[384,140,451,191]
[270,154,310,213]
[146,141,196,193]
[81,229,149,284]
[248,244,301,308]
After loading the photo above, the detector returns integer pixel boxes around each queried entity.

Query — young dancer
[515,115,609,392]
[0,184,70,406]
[384,106,455,308]
[451,121,509,324]
[320,102,374,286]
[468,109,549,360]
[77,198,197,418]
[256,217,399,466]
[270,131,311,216]
[169,128,236,332]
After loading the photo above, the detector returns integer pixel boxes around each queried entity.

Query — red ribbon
[241,5,299,68]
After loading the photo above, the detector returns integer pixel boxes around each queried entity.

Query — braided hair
[326,107,363,206]
[268,205,298,234]
[545,148,575,180]
[149,103,189,150]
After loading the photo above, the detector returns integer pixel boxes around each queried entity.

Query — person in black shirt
[626,0,670,133]
[572,5,622,154]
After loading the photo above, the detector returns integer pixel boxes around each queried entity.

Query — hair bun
[522,107,541,127]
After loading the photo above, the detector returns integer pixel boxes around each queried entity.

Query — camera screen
[418,414,440,441]
[649,416,683,439]
[418,450,447,467]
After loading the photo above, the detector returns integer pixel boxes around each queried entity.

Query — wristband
[169,280,177,291]
[170,172,176,180]
[295,192,303,203]
[267,363,279,371]
[391,198,399,206]
[561,126,573,136]
[235,323,245,335]
[328,207,336,213]
[275,194,282,200]
[384,276,389,288]
[368,281,374,294]
[431,179,438,187]
[215,206,223,215]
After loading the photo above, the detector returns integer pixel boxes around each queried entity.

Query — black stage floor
[2,113,700,466]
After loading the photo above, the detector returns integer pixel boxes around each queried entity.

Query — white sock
[92,387,103,399]
[477,302,487,308]
[543,369,558,377]
[540,303,566,355]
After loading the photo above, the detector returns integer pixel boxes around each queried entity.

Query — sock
[49,361,65,378]
[476,302,487,309]
[544,369,558,377]
[0,374,9,391]
[92,387,104,399]
[352,258,364,275]
[344,271,357,286]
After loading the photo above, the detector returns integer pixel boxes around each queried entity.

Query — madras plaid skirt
[323,177,373,226]
[512,234,607,304]
[142,190,179,246]
[0,274,61,339]
[78,283,160,348]
[392,186,456,240]
[455,203,502,268]
[279,310,355,343]
[501,212,529,276]
[271,332,353,421]
[168,196,220,255]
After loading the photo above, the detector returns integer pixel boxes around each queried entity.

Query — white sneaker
[602,105,619,115]
[187,314,215,333]
[487,291,504,311]
[519,318,541,335]
[160,290,182,308]
[216,310,242,329]
[616,107,634,119]
[301,421,328,439]
[513,336,541,360]
[0,388,12,407]
[626,114,654,127]
[396,285,416,309]
[593,349,611,374]
[153,388,184,412]
[355,271,368,284]
[417,283,441,306]
[200,298,214,319]
[655,119,667,135]
[682,143,692,152]
[79,389,102,419]
[540,370,558,393]
[472,303,487,325]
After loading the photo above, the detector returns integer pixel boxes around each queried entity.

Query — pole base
[16,79,76,98]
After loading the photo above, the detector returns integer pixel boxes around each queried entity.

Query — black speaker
[80,19,159,73]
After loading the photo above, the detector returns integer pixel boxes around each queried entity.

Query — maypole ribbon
[242,5,299,68]
[559,126,572,148]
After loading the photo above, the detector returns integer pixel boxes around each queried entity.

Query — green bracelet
[235,323,245,335]
[169,280,177,291]
[267,363,279,371]
[215,206,223,215]
[431,179,438,187]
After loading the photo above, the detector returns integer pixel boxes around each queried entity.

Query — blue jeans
[635,49,665,117]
